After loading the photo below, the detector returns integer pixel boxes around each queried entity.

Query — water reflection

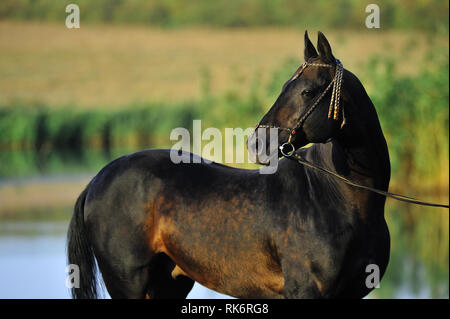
[0,207,447,299]
[0,221,232,299]
[0,149,447,299]
[0,234,68,298]
[371,201,449,299]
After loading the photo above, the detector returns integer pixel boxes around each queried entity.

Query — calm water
[0,214,447,299]
[0,150,448,299]
[0,221,231,299]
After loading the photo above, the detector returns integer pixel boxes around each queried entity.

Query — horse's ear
[304,30,318,61]
[317,31,335,64]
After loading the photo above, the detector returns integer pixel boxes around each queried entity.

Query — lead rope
[254,59,448,208]
[257,59,344,147]
[287,153,449,209]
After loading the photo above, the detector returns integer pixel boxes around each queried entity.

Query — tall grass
[0,0,448,32]
[0,48,448,192]
[0,102,198,151]
[363,47,449,191]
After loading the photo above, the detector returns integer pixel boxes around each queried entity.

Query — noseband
[251,60,450,209]
[256,59,344,157]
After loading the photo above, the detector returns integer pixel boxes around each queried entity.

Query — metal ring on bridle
[280,142,295,157]
[255,59,344,159]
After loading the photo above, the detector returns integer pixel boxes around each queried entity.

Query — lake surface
[0,212,447,299]
[0,221,231,299]
[0,150,448,299]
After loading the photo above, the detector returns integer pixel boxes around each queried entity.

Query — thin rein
[256,59,449,209]
[285,152,449,209]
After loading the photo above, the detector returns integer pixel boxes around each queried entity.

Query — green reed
[0,48,448,192]
[1,0,447,32]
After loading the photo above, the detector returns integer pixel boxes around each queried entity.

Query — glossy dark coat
[67,32,391,299]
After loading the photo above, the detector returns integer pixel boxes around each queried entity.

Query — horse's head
[248,31,346,164]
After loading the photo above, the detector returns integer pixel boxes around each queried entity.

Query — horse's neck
[334,86,391,190]
[280,94,391,217]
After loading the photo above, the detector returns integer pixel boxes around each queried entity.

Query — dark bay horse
[67,31,391,299]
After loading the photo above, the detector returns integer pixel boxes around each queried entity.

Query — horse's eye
[301,89,313,97]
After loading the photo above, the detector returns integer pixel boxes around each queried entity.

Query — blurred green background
[0,0,448,299]
[0,0,448,32]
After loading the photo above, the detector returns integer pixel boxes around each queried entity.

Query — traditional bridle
[250,59,449,209]
[255,59,344,157]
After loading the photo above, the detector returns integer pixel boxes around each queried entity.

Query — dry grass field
[0,21,445,108]
[0,21,448,215]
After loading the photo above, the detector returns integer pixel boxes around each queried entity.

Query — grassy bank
[0,45,448,192]
[365,48,449,190]
[0,0,447,32]
[1,22,446,108]
[0,102,198,151]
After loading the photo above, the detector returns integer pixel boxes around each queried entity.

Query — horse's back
[84,149,229,208]
[81,149,285,298]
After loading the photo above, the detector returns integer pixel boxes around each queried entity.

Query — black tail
[67,183,99,299]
